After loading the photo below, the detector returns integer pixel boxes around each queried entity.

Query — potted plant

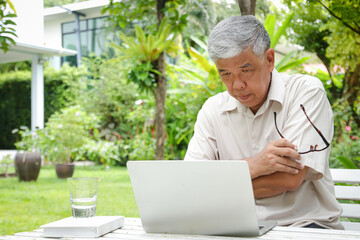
[37,105,99,178]
[0,154,16,178]
[12,126,42,181]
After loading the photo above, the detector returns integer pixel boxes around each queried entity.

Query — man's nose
[233,76,246,90]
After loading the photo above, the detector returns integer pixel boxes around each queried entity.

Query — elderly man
[185,15,343,229]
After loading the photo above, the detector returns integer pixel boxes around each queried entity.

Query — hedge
[0,66,81,149]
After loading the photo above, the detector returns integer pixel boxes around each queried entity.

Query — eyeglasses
[274,104,330,154]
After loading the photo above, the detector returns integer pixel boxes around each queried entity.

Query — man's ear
[265,48,275,71]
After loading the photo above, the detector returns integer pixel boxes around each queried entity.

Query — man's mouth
[239,94,251,101]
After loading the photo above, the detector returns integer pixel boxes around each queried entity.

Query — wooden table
[1,218,360,240]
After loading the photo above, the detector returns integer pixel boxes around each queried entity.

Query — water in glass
[71,196,97,217]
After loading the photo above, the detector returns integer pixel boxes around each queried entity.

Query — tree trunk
[316,53,342,100]
[344,63,360,127]
[154,0,167,160]
[154,54,166,160]
[237,0,256,16]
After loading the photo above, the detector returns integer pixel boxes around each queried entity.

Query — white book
[41,216,124,238]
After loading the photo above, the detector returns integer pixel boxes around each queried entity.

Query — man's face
[215,48,275,114]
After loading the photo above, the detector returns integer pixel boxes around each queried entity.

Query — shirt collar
[267,69,285,106]
[219,92,238,112]
[218,69,285,113]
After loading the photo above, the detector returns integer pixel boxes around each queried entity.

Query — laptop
[127,160,276,237]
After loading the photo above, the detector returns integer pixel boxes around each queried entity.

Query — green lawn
[0,165,139,236]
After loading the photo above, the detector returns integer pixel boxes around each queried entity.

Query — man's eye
[242,69,251,73]
[222,72,231,76]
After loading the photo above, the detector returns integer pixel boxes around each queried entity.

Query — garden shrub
[0,65,82,149]
[74,56,139,141]
[0,71,32,149]
[76,139,121,166]
[329,97,360,169]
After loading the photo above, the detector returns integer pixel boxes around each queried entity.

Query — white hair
[208,15,270,62]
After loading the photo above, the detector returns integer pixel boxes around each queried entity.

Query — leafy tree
[318,0,360,127]
[179,0,217,44]
[283,0,360,168]
[0,0,17,53]
[284,0,360,129]
[283,0,340,99]
[103,0,187,159]
[316,0,360,36]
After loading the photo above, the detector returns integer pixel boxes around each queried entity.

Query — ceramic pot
[14,152,41,181]
[55,163,75,178]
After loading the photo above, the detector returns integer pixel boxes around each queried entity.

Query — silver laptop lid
[127,160,268,237]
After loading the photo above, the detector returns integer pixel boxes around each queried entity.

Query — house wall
[44,8,106,47]
[11,0,44,45]
[43,0,109,69]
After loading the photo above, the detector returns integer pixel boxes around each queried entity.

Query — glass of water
[67,177,99,218]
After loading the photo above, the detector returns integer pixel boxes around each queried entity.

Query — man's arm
[244,138,304,179]
[252,167,309,199]
[242,137,307,199]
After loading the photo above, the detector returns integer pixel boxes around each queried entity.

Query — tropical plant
[263,13,311,73]
[165,37,226,159]
[168,37,225,97]
[275,50,311,73]
[109,16,181,160]
[115,21,176,65]
[112,19,178,92]
[0,0,17,53]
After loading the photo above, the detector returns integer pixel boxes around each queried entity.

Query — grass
[0,165,139,236]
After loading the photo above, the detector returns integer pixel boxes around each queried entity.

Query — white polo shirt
[185,69,343,229]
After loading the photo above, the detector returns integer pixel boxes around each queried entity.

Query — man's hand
[252,167,309,199]
[244,138,304,179]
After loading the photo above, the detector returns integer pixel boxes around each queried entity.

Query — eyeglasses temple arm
[300,104,330,146]
[298,144,330,154]
[274,112,284,138]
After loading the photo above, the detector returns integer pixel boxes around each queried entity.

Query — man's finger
[273,138,297,150]
[276,163,300,175]
[274,147,301,160]
[279,157,304,170]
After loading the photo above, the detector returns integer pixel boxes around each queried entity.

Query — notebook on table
[40,216,124,238]
[127,160,276,237]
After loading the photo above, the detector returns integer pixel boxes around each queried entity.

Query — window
[61,16,111,66]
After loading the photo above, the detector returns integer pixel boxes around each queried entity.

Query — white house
[0,0,110,133]
[44,0,111,69]
[0,0,76,132]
